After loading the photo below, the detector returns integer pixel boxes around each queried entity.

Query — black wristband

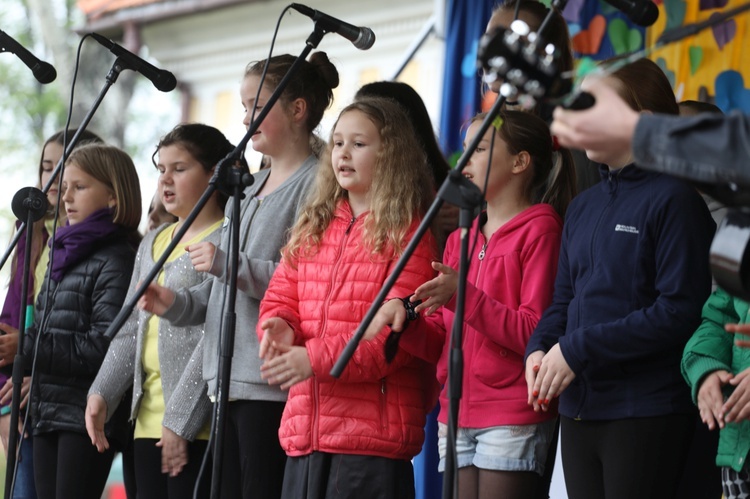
[401,294,421,322]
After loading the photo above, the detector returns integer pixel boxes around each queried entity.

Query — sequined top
[89,223,221,440]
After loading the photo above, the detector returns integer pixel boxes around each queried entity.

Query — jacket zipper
[313,215,356,449]
[573,174,620,418]
[475,234,488,287]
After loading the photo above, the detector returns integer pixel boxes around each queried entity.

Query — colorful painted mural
[561,0,750,112]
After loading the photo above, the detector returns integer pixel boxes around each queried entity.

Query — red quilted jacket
[258,200,438,459]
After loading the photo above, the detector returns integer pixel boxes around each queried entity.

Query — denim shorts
[437,419,557,475]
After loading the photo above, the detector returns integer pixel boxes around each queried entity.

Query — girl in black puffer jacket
[24,143,141,499]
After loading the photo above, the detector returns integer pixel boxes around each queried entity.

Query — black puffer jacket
[25,231,136,441]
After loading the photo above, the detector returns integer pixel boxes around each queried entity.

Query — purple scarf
[50,208,121,281]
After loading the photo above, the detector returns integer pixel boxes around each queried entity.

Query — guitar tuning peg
[510,19,531,36]
[507,68,526,86]
[499,82,518,100]
[524,79,545,98]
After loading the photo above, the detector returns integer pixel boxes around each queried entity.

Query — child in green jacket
[683,287,750,499]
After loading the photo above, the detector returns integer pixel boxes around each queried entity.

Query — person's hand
[724,368,750,423]
[726,323,750,347]
[363,299,407,341]
[186,242,217,273]
[258,318,294,361]
[533,344,575,411]
[525,350,545,412]
[138,282,176,317]
[0,377,31,409]
[157,426,188,477]
[551,78,639,155]
[0,379,13,407]
[85,394,110,453]
[260,343,313,390]
[696,370,732,430]
[413,262,457,316]
[0,324,19,367]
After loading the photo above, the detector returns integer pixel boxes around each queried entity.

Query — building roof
[78,0,163,17]
[77,0,246,31]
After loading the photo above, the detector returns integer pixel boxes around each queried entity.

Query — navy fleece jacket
[526,165,715,420]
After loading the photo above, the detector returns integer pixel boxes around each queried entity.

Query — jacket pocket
[471,338,523,388]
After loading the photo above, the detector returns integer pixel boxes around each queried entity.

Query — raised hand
[186,242,217,273]
[363,299,406,341]
[260,343,313,390]
[137,282,176,317]
[258,318,294,361]
[413,262,457,316]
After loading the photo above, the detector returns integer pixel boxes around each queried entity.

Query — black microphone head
[33,61,57,84]
[354,27,376,50]
[154,70,177,92]
[631,1,659,26]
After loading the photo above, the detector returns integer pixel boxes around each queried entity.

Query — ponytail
[540,146,576,218]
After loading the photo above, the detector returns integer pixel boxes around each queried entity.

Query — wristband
[384,295,422,363]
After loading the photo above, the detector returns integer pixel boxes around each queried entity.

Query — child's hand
[697,370,732,430]
[157,427,188,477]
[363,299,407,341]
[260,343,313,390]
[259,318,294,360]
[0,324,19,367]
[726,323,750,347]
[137,282,176,317]
[186,242,217,273]
[525,350,545,412]
[413,262,457,316]
[533,344,575,411]
[724,368,750,423]
[85,394,110,453]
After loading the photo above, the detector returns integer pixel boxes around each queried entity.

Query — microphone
[0,28,56,84]
[290,3,375,50]
[602,0,659,26]
[89,32,177,92]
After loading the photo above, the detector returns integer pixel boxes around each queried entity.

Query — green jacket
[682,287,750,472]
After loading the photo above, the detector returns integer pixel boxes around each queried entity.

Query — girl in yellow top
[85,124,238,498]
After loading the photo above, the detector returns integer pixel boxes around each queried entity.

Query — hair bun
[309,51,340,90]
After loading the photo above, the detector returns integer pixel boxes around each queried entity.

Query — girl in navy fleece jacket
[525,58,716,499]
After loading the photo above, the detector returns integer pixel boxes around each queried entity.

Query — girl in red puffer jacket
[257,96,438,499]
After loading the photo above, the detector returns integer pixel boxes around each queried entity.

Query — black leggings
[560,414,694,499]
[33,430,115,499]
[133,438,210,499]
[216,399,287,499]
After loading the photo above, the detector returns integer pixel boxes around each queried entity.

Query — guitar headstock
[478,21,593,111]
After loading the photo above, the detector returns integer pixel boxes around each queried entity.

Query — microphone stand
[99,23,329,499]
[3,56,138,498]
[330,2,566,497]
[4,188,47,499]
